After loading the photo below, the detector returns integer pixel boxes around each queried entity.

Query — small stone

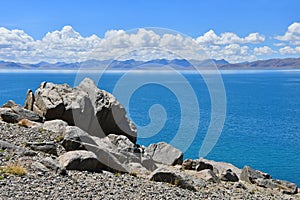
[220,169,239,182]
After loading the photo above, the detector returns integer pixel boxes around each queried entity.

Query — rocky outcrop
[0,79,298,198]
[146,142,183,165]
[26,78,137,143]
[61,125,156,173]
[240,166,298,194]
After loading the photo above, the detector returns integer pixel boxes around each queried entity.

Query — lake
[0,69,299,185]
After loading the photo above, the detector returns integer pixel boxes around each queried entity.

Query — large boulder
[1,101,43,123]
[11,104,43,122]
[1,110,22,123]
[58,150,104,172]
[27,78,137,143]
[43,119,68,134]
[146,142,183,165]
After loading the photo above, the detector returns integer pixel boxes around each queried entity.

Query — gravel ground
[0,120,299,200]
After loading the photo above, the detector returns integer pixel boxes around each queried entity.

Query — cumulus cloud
[253,46,276,55]
[279,46,300,54]
[0,24,297,64]
[196,30,265,45]
[275,22,300,45]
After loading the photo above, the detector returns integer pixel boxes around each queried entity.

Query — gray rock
[24,89,35,111]
[198,158,241,177]
[1,101,43,123]
[195,161,213,171]
[146,142,183,166]
[0,108,11,115]
[2,100,17,108]
[240,166,298,194]
[240,166,265,184]
[83,143,130,173]
[41,157,61,171]
[41,157,67,175]
[1,111,22,123]
[62,128,131,173]
[0,139,36,156]
[141,154,157,172]
[128,162,150,177]
[30,78,137,143]
[220,169,239,182]
[256,178,298,194]
[25,142,57,156]
[11,105,43,122]
[58,150,104,172]
[62,126,97,151]
[62,127,151,173]
[31,161,49,173]
[195,169,220,183]
[149,168,197,191]
[43,119,68,133]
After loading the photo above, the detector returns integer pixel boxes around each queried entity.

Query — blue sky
[0,0,300,63]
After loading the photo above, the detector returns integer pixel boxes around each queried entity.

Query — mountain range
[0,58,300,70]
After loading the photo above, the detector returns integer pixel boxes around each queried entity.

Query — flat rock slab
[25,142,57,156]
[58,150,104,172]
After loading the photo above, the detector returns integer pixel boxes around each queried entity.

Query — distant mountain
[0,57,299,70]
[219,58,300,69]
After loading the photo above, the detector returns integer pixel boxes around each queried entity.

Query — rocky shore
[0,78,299,199]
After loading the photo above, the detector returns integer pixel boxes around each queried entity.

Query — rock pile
[0,78,298,199]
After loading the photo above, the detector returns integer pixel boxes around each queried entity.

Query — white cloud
[253,46,276,55]
[196,30,265,45]
[273,42,286,47]
[279,46,300,54]
[275,22,300,45]
[0,25,297,64]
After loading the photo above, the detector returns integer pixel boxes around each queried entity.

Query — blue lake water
[0,70,299,186]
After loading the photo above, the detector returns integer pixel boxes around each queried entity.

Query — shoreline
[0,68,300,73]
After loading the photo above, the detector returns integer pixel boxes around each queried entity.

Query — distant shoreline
[0,68,300,73]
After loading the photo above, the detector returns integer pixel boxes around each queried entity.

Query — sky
[0,0,300,63]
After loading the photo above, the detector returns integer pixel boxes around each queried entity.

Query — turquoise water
[0,70,299,185]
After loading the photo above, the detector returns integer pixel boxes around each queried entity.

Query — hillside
[0,58,300,70]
